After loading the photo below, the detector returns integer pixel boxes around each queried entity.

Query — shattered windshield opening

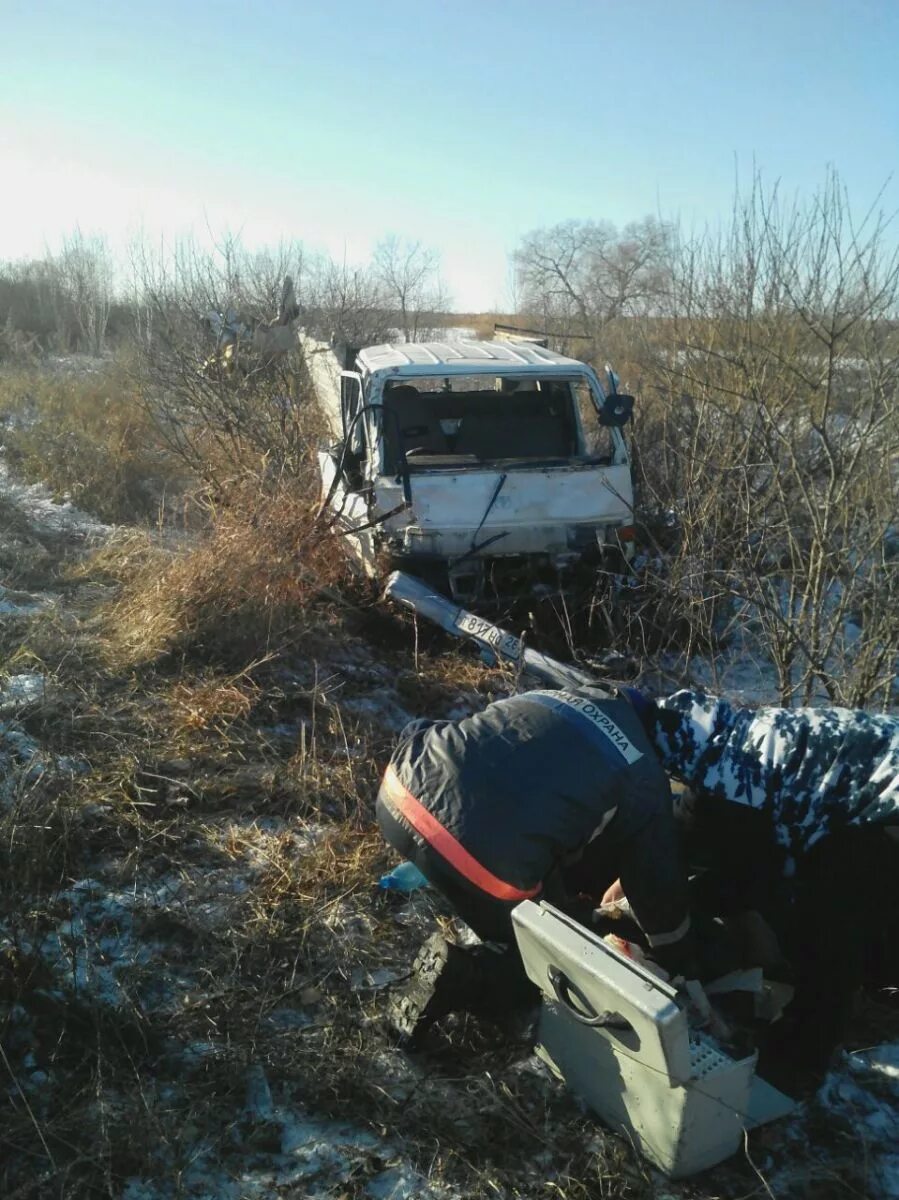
[381,375,585,471]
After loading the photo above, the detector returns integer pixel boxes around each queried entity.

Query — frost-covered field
[1,456,898,1199]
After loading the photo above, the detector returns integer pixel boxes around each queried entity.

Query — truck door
[339,371,367,488]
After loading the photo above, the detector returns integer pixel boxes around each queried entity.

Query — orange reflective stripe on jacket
[382,765,542,903]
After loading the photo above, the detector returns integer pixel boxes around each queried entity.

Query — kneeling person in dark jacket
[377,688,693,1039]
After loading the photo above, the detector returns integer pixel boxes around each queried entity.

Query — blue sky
[1,0,897,309]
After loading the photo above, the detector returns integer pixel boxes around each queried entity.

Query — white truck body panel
[356,339,586,372]
[303,334,635,600]
[374,464,632,558]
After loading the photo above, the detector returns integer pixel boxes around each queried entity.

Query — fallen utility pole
[384,571,607,694]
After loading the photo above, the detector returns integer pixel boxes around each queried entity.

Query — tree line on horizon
[2,170,896,369]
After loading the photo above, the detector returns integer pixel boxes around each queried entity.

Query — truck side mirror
[599,394,634,427]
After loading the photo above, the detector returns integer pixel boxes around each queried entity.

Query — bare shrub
[304,254,395,349]
[0,261,58,359]
[0,230,113,358]
[127,236,326,494]
[632,172,899,705]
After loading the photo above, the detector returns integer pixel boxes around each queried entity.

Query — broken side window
[572,380,614,463]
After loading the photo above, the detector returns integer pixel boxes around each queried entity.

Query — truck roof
[357,339,591,377]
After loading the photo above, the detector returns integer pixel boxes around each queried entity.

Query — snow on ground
[430,326,479,342]
[28,870,256,1013]
[1,851,459,1198]
[0,669,84,805]
[766,1044,899,1198]
[120,1080,453,1200]
[0,670,46,713]
[662,646,777,706]
[818,1045,899,1197]
[0,584,50,616]
[0,717,81,808]
[0,458,110,540]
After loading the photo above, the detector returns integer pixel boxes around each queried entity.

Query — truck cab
[307,338,634,604]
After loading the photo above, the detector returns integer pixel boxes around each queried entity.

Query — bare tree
[127,232,443,491]
[0,232,114,356]
[55,229,113,355]
[0,259,60,357]
[372,235,449,342]
[513,217,671,359]
[307,255,393,350]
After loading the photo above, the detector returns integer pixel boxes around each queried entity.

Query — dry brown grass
[0,400,880,1199]
[430,311,520,340]
[100,478,352,669]
[168,671,260,732]
[0,358,185,523]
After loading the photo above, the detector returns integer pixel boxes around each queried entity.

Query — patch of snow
[342,689,414,734]
[32,872,263,1012]
[36,904,170,1011]
[816,1045,899,1197]
[0,671,46,714]
[265,720,309,741]
[332,657,394,685]
[350,966,402,991]
[367,1165,431,1199]
[181,1041,220,1065]
[263,1007,315,1031]
[431,326,478,341]
[0,720,79,808]
[244,1063,275,1120]
[0,724,42,767]
[121,1097,452,1200]
[41,353,113,376]
[121,1183,166,1200]
[769,1041,899,1199]
[684,651,779,706]
[0,586,48,616]
[0,459,110,539]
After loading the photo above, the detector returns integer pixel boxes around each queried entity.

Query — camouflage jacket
[642,690,899,875]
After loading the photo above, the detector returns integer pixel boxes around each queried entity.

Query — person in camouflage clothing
[624,687,899,1070]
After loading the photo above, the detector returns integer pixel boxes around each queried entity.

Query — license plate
[455,612,522,661]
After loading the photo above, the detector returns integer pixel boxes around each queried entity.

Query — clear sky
[1,0,897,310]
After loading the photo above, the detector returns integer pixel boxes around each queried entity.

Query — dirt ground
[1,463,898,1200]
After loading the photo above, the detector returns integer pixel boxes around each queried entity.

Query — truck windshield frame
[375,373,608,474]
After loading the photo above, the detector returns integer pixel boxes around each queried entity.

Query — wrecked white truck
[304,337,635,603]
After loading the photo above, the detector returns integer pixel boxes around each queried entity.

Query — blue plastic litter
[378,861,429,892]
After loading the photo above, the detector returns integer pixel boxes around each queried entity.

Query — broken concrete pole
[384,571,606,693]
